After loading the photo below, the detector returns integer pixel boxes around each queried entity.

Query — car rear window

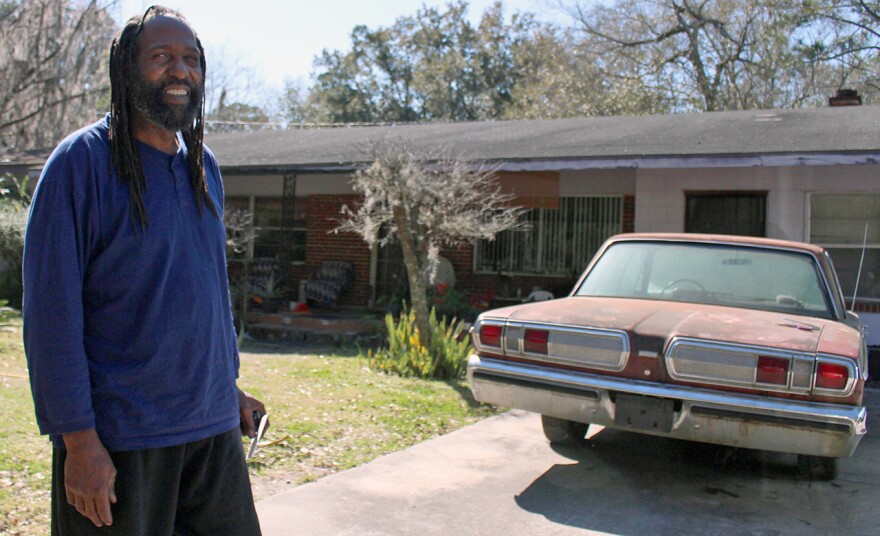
[574,241,835,319]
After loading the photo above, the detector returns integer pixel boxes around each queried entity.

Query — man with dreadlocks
[22,6,264,535]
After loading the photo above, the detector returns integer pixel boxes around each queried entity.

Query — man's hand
[238,387,268,438]
[62,429,117,527]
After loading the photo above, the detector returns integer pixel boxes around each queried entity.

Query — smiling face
[129,14,204,132]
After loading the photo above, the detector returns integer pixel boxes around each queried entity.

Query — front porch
[245,309,385,344]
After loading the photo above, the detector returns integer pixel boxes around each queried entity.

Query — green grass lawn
[0,319,500,535]
[0,319,50,536]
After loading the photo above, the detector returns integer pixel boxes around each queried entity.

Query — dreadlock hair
[108,5,218,230]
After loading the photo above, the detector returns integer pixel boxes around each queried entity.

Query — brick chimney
[829,89,862,106]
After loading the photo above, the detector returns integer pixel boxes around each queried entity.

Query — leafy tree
[206,95,274,133]
[335,139,525,345]
[407,1,526,120]
[0,0,116,153]
[301,1,556,123]
[280,78,312,126]
[309,42,386,123]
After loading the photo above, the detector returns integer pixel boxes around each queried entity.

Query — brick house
[207,104,880,342]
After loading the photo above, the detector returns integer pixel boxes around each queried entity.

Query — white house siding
[634,165,877,240]
[633,163,880,345]
[559,169,635,196]
[224,174,282,197]
[224,169,637,199]
[223,173,354,197]
[221,165,880,344]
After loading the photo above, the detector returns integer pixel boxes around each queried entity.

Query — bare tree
[794,0,880,101]
[224,207,258,339]
[564,0,815,111]
[0,0,116,153]
[204,45,278,133]
[225,208,257,257]
[503,25,670,118]
[335,139,525,345]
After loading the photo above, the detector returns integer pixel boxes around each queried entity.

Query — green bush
[364,306,473,380]
[0,174,29,309]
[0,299,17,327]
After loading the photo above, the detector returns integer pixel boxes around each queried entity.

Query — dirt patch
[250,469,333,502]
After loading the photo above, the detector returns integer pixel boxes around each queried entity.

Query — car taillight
[816,362,848,390]
[756,355,788,385]
[524,328,549,355]
[479,324,503,348]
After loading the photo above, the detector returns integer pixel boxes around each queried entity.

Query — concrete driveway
[257,389,880,535]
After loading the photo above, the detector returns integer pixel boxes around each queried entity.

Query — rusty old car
[467,233,868,479]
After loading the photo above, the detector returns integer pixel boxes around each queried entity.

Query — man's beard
[129,75,203,132]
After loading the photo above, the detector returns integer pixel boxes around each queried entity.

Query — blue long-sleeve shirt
[23,116,241,451]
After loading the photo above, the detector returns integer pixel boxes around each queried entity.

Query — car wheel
[541,415,588,445]
[797,454,838,480]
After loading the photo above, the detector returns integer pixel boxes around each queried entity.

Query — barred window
[475,196,622,277]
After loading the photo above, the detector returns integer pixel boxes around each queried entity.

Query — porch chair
[523,289,554,302]
[303,261,355,307]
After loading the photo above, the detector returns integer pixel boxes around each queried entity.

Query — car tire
[541,415,588,445]
[797,454,838,480]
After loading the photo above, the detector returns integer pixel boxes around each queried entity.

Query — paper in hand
[246,411,269,461]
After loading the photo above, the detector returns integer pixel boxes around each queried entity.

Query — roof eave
[219,151,880,175]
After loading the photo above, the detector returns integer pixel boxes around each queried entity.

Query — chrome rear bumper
[468,355,867,458]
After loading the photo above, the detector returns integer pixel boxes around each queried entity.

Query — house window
[475,196,622,276]
[685,192,767,237]
[809,193,880,303]
[226,196,306,262]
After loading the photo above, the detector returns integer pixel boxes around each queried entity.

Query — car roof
[607,233,827,256]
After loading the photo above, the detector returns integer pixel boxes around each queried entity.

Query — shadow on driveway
[259,390,880,536]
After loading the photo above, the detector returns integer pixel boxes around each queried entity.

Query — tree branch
[0,86,106,131]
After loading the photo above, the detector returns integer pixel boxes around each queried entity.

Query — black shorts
[51,427,261,536]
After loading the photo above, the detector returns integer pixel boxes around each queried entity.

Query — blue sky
[115,0,574,90]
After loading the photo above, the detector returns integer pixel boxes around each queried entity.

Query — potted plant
[251,270,287,313]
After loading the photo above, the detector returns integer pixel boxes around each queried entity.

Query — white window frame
[807,192,880,304]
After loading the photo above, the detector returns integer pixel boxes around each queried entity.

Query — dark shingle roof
[206,106,880,173]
